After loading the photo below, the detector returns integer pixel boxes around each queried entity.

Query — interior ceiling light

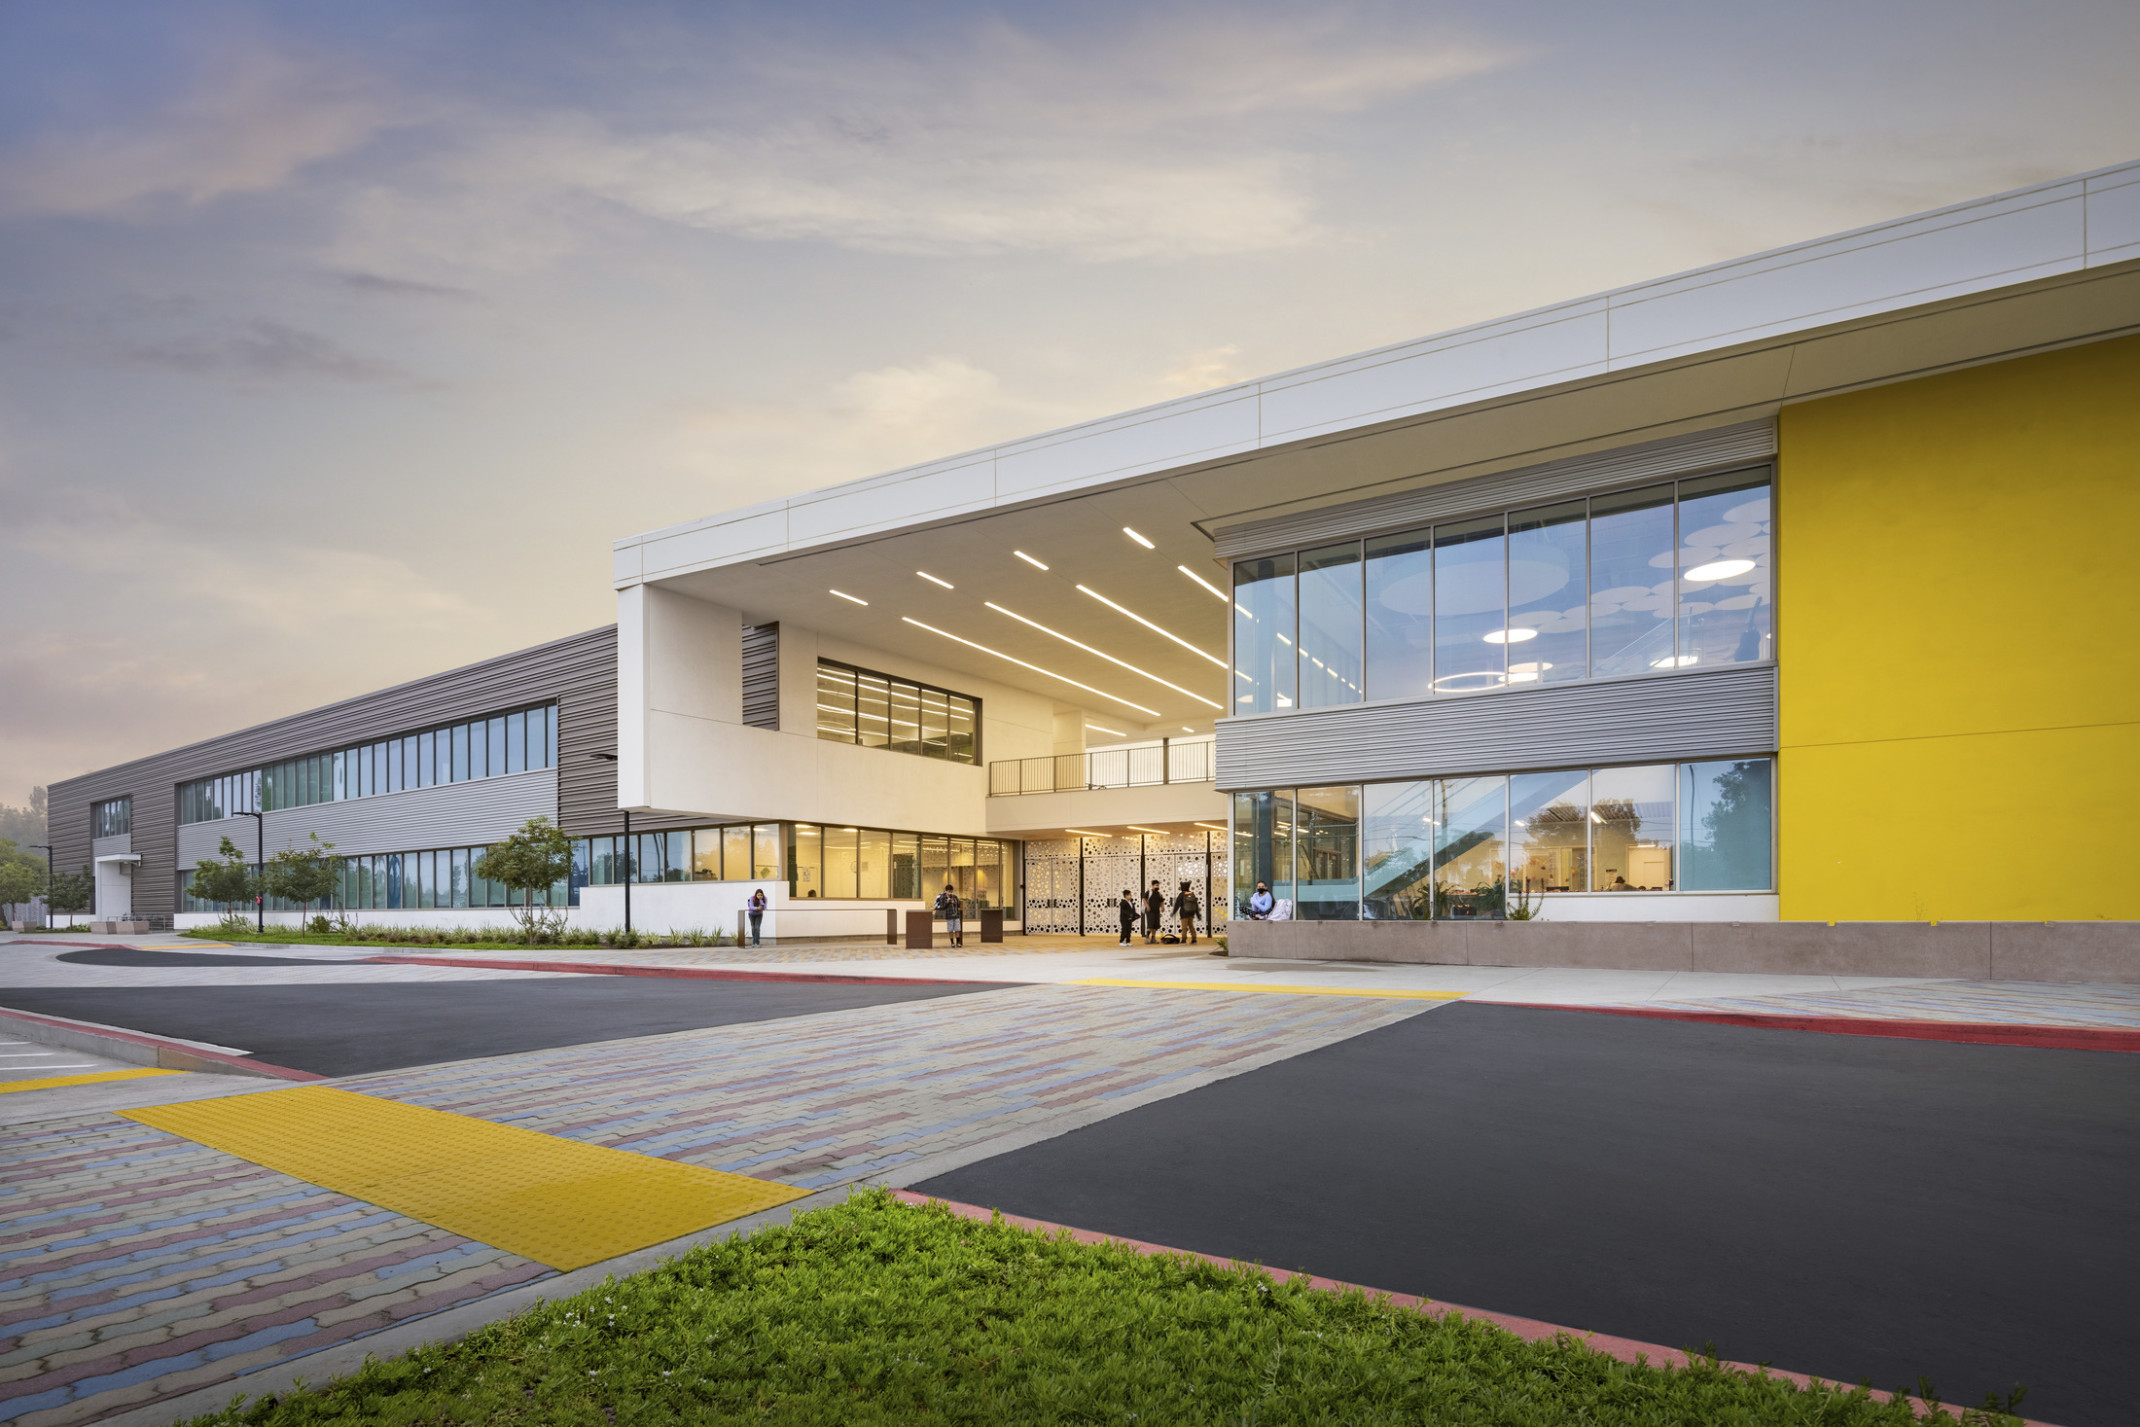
[1076,584,1227,668]
[1181,726,1196,733]
[1085,723,1124,737]
[1650,654,1700,669]
[1194,822,1228,831]
[1065,828,1114,837]
[1685,557,1757,582]
[1589,809,1605,824]
[1127,825,1169,834]
[901,616,1159,715]
[1123,527,1155,549]
[916,571,954,589]
[1178,565,1228,602]
[829,589,869,606]
[1483,628,1538,644]
[985,601,1223,709]
[1014,550,1050,570]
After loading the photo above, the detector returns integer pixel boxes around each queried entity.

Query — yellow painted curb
[1070,978,1466,1001]
[0,1067,181,1096]
[124,1086,809,1271]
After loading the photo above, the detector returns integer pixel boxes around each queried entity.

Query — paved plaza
[2,931,2135,1425]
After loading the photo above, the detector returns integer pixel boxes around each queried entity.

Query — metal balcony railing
[988,735,1214,795]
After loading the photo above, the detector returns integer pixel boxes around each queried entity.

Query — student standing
[1116,890,1138,946]
[1172,881,1200,945]
[746,887,766,947]
[1142,880,1165,944]
[935,883,964,946]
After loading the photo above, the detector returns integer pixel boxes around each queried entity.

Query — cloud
[120,320,424,386]
[1156,345,1245,396]
[0,44,391,218]
[330,271,480,302]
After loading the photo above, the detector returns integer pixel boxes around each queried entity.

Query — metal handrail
[987,736,1215,795]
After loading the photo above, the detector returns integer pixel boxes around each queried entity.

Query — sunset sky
[3,0,2137,804]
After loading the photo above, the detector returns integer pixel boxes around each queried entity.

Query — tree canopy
[476,816,574,932]
[188,837,259,916]
[263,833,343,921]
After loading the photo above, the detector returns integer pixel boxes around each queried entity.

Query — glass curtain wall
[1231,470,1772,713]
[1235,758,1772,919]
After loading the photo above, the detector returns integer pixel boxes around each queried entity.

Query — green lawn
[189,1191,2023,1426]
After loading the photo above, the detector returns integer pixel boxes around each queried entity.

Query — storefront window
[1677,473,1773,667]
[753,824,782,880]
[1681,758,1773,890]
[1232,554,1296,714]
[1297,543,1363,709]
[1231,789,1294,915]
[1591,764,1675,890]
[791,823,823,898]
[1362,780,1435,920]
[1293,785,1360,919]
[891,832,920,899]
[822,826,859,898]
[1435,776,1507,917]
[1510,770,1589,896]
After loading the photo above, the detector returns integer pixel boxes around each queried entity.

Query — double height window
[815,660,979,764]
[1233,469,1772,713]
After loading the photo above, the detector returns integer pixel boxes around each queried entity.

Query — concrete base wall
[1223,919,2140,985]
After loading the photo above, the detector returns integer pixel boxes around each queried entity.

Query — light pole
[235,810,265,932]
[588,754,630,936]
[29,844,53,929]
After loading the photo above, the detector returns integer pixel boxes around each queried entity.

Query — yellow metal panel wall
[1777,334,2140,921]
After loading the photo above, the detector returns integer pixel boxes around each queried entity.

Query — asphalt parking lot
[917,1000,2140,1427]
[0,969,1004,1076]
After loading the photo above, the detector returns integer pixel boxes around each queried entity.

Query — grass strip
[188,1190,2026,1426]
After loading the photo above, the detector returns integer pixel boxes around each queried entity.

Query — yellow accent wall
[1778,334,2140,921]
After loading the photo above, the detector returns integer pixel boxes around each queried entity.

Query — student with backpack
[1172,881,1201,945]
[1142,880,1165,945]
[934,883,964,946]
[1116,890,1138,946]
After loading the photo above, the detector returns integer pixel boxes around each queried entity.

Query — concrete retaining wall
[1222,919,2140,985]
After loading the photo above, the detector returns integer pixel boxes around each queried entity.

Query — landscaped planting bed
[187,1191,2025,1425]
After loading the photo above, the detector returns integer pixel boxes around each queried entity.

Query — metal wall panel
[92,835,132,859]
[175,770,560,869]
[1211,420,1776,560]
[1214,665,1777,790]
[742,623,779,730]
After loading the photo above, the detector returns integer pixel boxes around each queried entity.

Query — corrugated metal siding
[47,624,695,922]
[1211,421,1776,560]
[1214,665,1777,790]
[92,835,132,859]
[174,770,560,868]
[742,624,779,730]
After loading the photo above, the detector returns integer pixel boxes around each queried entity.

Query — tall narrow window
[1297,543,1363,709]
[891,832,920,899]
[858,827,892,900]
[919,687,950,759]
[723,825,752,881]
[1361,781,1434,919]
[791,823,823,899]
[1364,529,1434,702]
[488,718,506,777]
[1433,517,1507,694]
[753,823,782,880]
[947,695,977,764]
[1591,764,1675,891]
[691,829,722,881]
[506,711,526,773]
[921,835,950,899]
[1230,789,1294,915]
[1293,785,1360,920]
[468,723,487,781]
[1677,472,1773,668]
[1232,554,1296,714]
[1506,501,1587,686]
[1681,758,1773,890]
[888,680,921,755]
[1509,770,1589,896]
[823,826,859,898]
[1591,485,1677,676]
[817,665,858,743]
[1435,776,1507,917]
[452,725,469,782]
[418,731,435,788]
[855,673,890,748]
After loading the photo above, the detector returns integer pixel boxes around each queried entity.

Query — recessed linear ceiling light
[901,616,1159,716]
[1085,723,1124,737]
[984,602,1224,710]
[1483,627,1538,644]
[1685,557,1757,583]
[1064,828,1114,837]
[1178,565,1227,602]
[1127,826,1169,835]
[1077,585,1226,668]
[1194,822,1227,832]
[1181,726,1196,733]
[917,571,954,589]
[1014,550,1049,571]
[829,589,869,606]
[1123,527,1154,549]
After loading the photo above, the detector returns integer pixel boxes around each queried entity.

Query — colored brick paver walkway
[1631,979,2140,1029]
[1,984,1429,1425]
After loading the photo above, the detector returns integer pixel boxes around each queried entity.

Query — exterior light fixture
[1178,565,1227,601]
[984,601,1223,709]
[1123,527,1154,549]
[830,589,869,606]
[1014,550,1049,570]
[917,571,954,589]
[1685,558,1757,582]
[901,616,1159,715]
[1075,584,1227,668]
[1483,628,1538,644]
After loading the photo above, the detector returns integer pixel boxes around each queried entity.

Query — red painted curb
[0,1005,324,1082]
[1486,1002,2140,1053]
[887,1190,2055,1425]
[361,955,996,988]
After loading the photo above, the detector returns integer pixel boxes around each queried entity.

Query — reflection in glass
[1433,517,1506,693]
[920,687,949,758]
[1293,785,1360,919]
[1506,501,1587,686]
[1230,789,1294,914]
[1297,543,1363,709]
[1677,473,1773,668]
[889,681,921,755]
[1365,529,1433,702]
[891,832,920,899]
[723,825,751,881]
[949,837,977,903]
[1591,485,1676,676]
[790,823,823,898]
[817,665,858,743]
[1510,770,1589,894]
[507,712,525,773]
[1435,776,1507,918]
[972,838,1001,909]
[1362,780,1436,919]
[1681,759,1773,890]
[822,826,859,898]
[947,695,977,764]
[1232,555,1296,714]
[752,823,782,880]
[691,829,721,880]
[856,673,890,748]
[1591,764,1675,890]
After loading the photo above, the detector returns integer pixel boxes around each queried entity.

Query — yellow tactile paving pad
[1072,978,1465,1001]
[0,1067,180,1095]
[122,1086,809,1271]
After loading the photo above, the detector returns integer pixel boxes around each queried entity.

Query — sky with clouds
[2,0,2137,803]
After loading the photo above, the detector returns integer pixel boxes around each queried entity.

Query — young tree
[262,833,343,925]
[188,837,259,919]
[475,816,574,935]
[46,864,94,927]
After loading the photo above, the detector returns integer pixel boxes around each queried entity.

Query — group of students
[1116,880,1202,946]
